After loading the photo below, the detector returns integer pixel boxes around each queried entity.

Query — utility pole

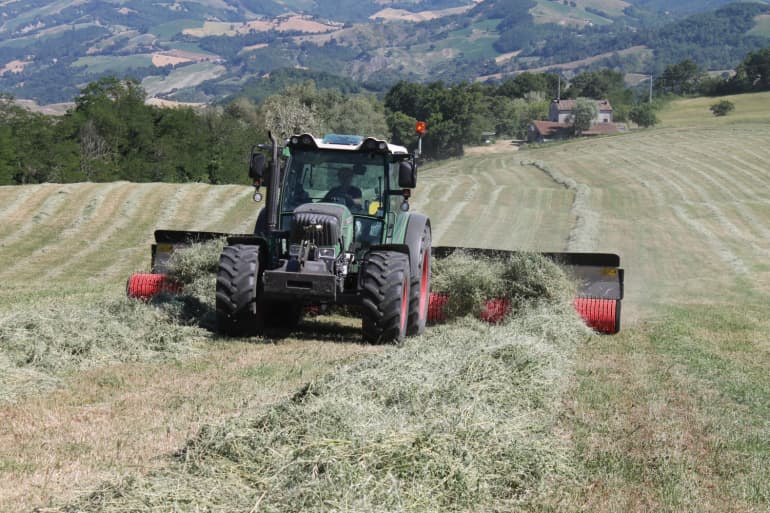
[557,74,561,100]
[649,74,653,103]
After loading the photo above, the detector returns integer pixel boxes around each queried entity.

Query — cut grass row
[1,237,588,511]
[514,92,770,512]
[51,253,588,512]
[0,182,257,303]
[516,122,770,317]
[551,300,770,512]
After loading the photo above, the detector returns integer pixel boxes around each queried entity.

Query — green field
[71,54,154,74]
[141,62,226,97]
[411,19,500,61]
[532,0,617,25]
[150,19,202,39]
[2,92,770,511]
[747,14,770,37]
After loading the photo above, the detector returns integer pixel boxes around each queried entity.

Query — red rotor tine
[573,297,619,334]
[126,273,181,300]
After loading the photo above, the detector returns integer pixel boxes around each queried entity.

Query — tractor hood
[290,203,354,252]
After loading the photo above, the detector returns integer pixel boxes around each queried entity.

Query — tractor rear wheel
[407,225,431,336]
[361,251,411,343]
[216,244,263,336]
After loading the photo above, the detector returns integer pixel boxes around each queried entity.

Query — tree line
[4,42,769,186]
[655,46,770,97]
[0,68,649,185]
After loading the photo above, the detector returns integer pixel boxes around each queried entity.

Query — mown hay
[0,240,226,402]
[0,297,207,401]
[59,254,589,513]
[165,238,226,301]
[432,250,574,319]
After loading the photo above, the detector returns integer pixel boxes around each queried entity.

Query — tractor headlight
[318,247,335,259]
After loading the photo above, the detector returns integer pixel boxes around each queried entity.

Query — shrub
[629,103,658,127]
[710,99,735,116]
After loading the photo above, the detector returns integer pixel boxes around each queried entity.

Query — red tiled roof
[553,99,577,111]
[553,99,613,112]
[531,120,620,137]
[531,120,570,137]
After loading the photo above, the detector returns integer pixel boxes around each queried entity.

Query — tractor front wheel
[216,244,263,336]
[360,251,411,344]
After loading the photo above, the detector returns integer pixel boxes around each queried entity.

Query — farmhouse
[548,98,614,123]
[528,98,621,142]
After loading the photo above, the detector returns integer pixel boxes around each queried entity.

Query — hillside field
[1,92,770,511]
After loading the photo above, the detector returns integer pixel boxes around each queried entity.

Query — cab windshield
[281,149,388,217]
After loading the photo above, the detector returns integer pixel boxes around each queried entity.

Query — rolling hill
[1,0,769,105]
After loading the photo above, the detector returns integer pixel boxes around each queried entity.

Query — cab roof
[287,133,409,156]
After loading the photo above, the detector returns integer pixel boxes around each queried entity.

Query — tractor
[131,130,432,343]
[221,131,431,342]
[128,125,624,339]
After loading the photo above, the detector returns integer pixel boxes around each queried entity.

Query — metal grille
[290,212,340,247]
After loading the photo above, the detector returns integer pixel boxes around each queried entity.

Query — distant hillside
[627,0,759,14]
[0,0,769,105]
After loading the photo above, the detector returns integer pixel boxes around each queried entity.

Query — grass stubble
[0,239,377,511]
[3,247,591,512]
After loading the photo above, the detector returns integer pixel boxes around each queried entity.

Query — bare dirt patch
[238,42,268,54]
[184,15,341,38]
[495,50,521,64]
[151,53,192,67]
[0,59,30,75]
[369,4,474,22]
[464,139,520,156]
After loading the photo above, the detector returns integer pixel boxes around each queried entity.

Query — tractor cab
[277,133,414,254]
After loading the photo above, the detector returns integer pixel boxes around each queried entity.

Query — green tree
[260,94,322,137]
[629,104,658,128]
[735,46,770,92]
[72,76,155,181]
[386,111,419,149]
[655,60,703,96]
[384,81,483,158]
[567,70,625,100]
[497,73,558,99]
[569,98,597,136]
[326,95,388,139]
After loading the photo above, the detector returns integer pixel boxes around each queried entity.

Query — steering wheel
[323,191,357,209]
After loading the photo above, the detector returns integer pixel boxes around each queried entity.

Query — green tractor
[130,130,432,343]
[221,131,432,342]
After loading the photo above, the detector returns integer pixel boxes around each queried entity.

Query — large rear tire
[216,244,263,336]
[361,251,411,344]
[406,225,431,336]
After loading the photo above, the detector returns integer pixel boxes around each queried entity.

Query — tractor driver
[323,167,363,210]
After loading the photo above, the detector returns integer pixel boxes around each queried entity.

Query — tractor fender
[224,235,270,269]
[403,214,431,279]
[254,208,267,235]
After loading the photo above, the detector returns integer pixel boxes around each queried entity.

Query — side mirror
[398,161,417,189]
[248,152,266,180]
